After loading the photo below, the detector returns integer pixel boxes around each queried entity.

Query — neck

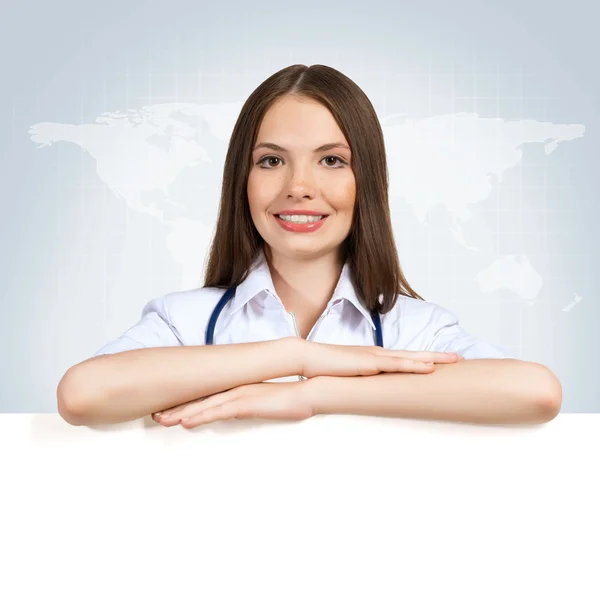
[265,247,345,316]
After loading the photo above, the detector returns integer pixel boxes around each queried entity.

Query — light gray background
[1,0,597,412]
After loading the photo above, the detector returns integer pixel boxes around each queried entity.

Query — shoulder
[160,286,227,318]
[384,294,514,358]
[159,287,226,329]
[148,286,229,344]
[383,294,462,348]
[92,286,228,357]
[384,293,453,331]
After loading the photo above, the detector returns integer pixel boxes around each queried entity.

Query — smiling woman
[246,95,357,264]
[57,64,561,428]
[207,66,411,317]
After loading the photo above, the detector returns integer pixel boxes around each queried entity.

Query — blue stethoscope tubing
[205,286,384,347]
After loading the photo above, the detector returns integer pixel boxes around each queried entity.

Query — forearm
[305,359,562,425]
[57,337,302,426]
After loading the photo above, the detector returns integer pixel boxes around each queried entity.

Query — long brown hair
[202,63,424,314]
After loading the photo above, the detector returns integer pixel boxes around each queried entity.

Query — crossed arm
[57,337,561,427]
[304,359,562,425]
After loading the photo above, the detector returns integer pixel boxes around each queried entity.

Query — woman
[57,64,562,427]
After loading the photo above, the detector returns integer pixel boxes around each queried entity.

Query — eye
[256,155,348,169]
[322,156,348,168]
[256,156,282,168]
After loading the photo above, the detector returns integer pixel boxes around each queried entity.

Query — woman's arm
[57,337,303,426]
[303,359,562,425]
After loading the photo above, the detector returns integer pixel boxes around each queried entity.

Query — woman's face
[247,95,356,263]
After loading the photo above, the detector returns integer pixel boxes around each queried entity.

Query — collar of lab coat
[228,248,376,329]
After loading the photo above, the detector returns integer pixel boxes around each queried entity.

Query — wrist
[283,336,309,377]
[300,374,334,416]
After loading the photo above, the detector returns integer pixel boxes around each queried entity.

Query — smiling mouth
[273,213,329,232]
[275,214,327,222]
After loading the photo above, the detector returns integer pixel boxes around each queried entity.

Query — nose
[287,163,317,198]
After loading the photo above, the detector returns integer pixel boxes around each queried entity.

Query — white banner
[0,414,598,599]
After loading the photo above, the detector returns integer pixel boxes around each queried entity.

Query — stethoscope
[205,286,384,347]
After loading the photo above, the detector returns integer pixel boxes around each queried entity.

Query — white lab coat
[94,250,514,368]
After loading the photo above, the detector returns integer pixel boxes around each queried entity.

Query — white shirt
[94,249,514,378]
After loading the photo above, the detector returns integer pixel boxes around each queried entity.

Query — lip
[274,213,328,233]
[276,209,329,216]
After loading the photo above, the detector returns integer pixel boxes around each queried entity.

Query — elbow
[56,367,92,426]
[531,365,563,422]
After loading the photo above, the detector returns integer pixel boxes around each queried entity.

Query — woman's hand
[152,381,313,429]
[150,340,465,428]
[299,340,463,379]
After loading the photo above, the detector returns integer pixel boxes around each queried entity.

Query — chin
[269,242,342,260]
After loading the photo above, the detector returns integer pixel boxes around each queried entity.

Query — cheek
[247,176,264,214]
[334,181,356,213]
[247,171,274,209]
[246,171,257,203]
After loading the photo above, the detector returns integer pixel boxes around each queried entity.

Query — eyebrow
[253,142,351,153]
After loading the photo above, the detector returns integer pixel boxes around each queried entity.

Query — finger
[190,390,235,413]
[156,410,189,425]
[181,402,242,428]
[388,351,459,363]
[157,392,234,425]
[151,411,178,427]
[158,402,191,418]
[426,353,459,362]
[383,358,436,373]
[155,415,184,427]
[157,398,210,423]
[155,409,181,423]
[155,407,179,419]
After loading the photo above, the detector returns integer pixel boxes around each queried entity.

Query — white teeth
[278,214,325,223]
